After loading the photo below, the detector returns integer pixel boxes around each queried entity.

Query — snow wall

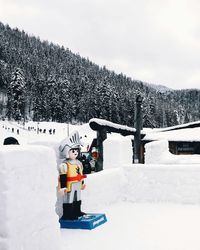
[0,145,60,250]
[81,164,200,212]
[123,165,200,204]
[28,140,62,167]
[26,131,200,215]
[103,134,133,168]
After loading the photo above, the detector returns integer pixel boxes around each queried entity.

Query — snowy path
[61,202,200,250]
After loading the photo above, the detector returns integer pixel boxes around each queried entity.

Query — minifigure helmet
[59,130,82,159]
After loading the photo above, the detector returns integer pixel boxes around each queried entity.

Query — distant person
[81,154,92,174]
[3,137,19,145]
[89,147,99,171]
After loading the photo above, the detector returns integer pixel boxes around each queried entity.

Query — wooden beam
[89,118,136,136]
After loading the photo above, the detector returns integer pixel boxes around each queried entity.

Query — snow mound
[0,145,60,250]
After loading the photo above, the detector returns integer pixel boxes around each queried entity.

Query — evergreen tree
[0,21,200,127]
[7,68,26,120]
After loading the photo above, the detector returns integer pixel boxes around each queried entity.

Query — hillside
[0,21,200,127]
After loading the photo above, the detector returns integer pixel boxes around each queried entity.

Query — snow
[82,168,127,211]
[123,165,200,204]
[0,145,60,250]
[103,133,133,168]
[81,164,200,210]
[143,127,200,141]
[152,120,200,132]
[1,120,200,250]
[61,165,200,250]
[89,118,136,133]
[61,202,200,250]
[145,140,200,164]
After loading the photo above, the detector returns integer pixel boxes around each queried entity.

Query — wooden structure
[89,118,146,171]
[89,118,200,167]
[89,94,144,171]
[169,141,200,155]
[142,121,200,162]
[133,95,143,163]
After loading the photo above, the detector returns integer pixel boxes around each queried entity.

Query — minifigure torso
[63,159,85,192]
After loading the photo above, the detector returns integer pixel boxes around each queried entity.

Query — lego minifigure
[58,131,86,220]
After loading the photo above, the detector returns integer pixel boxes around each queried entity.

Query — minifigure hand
[59,187,68,195]
[81,184,86,190]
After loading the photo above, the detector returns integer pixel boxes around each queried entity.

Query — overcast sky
[0,0,200,90]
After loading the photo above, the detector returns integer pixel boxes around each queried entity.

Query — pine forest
[0,22,200,128]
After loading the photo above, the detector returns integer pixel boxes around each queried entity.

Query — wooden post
[134,95,143,163]
[95,128,107,172]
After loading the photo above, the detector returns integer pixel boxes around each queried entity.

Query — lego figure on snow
[58,130,87,220]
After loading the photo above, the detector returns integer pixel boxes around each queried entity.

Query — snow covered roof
[152,120,200,132]
[89,118,138,136]
[89,119,200,141]
[143,127,200,142]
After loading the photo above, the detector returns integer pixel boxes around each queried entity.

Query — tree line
[0,21,200,128]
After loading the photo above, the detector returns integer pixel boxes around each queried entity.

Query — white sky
[0,0,200,90]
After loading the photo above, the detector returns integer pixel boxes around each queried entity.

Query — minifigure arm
[59,163,68,189]
[80,162,86,190]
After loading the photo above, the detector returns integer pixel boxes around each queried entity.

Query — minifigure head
[59,130,82,159]
[68,148,80,160]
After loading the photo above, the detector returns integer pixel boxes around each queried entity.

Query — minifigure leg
[75,182,81,201]
[63,182,82,203]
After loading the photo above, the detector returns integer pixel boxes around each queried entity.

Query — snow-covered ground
[62,202,200,250]
[1,120,200,250]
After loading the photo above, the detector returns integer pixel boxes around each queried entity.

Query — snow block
[59,213,107,230]
[0,145,61,250]
[104,133,133,168]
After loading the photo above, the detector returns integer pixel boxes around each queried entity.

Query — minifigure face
[68,148,79,160]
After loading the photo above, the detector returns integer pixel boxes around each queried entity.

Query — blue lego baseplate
[59,213,107,230]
